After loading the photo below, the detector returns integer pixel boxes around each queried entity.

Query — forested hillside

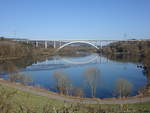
[0,37,55,60]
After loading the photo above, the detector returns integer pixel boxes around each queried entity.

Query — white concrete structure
[57,40,99,51]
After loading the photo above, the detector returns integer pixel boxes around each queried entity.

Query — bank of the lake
[0,79,150,113]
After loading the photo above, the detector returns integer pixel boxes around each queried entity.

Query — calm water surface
[0,54,148,98]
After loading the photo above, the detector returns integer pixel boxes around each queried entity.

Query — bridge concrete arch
[56,40,99,51]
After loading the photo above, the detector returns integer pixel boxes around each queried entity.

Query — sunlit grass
[0,84,150,113]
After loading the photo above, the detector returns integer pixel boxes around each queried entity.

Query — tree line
[0,37,55,60]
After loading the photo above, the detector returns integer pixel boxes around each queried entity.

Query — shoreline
[0,78,150,104]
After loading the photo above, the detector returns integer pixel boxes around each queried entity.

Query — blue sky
[0,0,150,40]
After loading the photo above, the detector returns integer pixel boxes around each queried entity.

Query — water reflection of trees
[0,61,18,74]
[84,67,100,97]
[0,60,33,85]
[103,54,142,64]
[0,56,52,74]
[104,53,150,96]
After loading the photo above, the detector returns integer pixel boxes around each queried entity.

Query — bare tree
[53,70,72,95]
[72,87,84,97]
[115,78,133,98]
[9,72,32,85]
[84,67,100,97]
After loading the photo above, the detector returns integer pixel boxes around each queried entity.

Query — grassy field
[0,84,150,113]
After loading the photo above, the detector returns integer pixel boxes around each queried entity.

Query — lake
[0,53,148,98]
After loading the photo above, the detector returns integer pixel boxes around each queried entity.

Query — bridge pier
[26,40,29,44]
[59,40,61,47]
[100,41,102,49]
[54,41,56,48]
[36,41,38,47]
[45,41,47,48]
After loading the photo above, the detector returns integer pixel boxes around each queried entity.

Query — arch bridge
[14,39,149,50]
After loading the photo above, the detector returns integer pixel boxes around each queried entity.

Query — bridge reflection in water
[22,54,111,72]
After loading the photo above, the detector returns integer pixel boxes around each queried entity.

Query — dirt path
[1,81,150,104]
